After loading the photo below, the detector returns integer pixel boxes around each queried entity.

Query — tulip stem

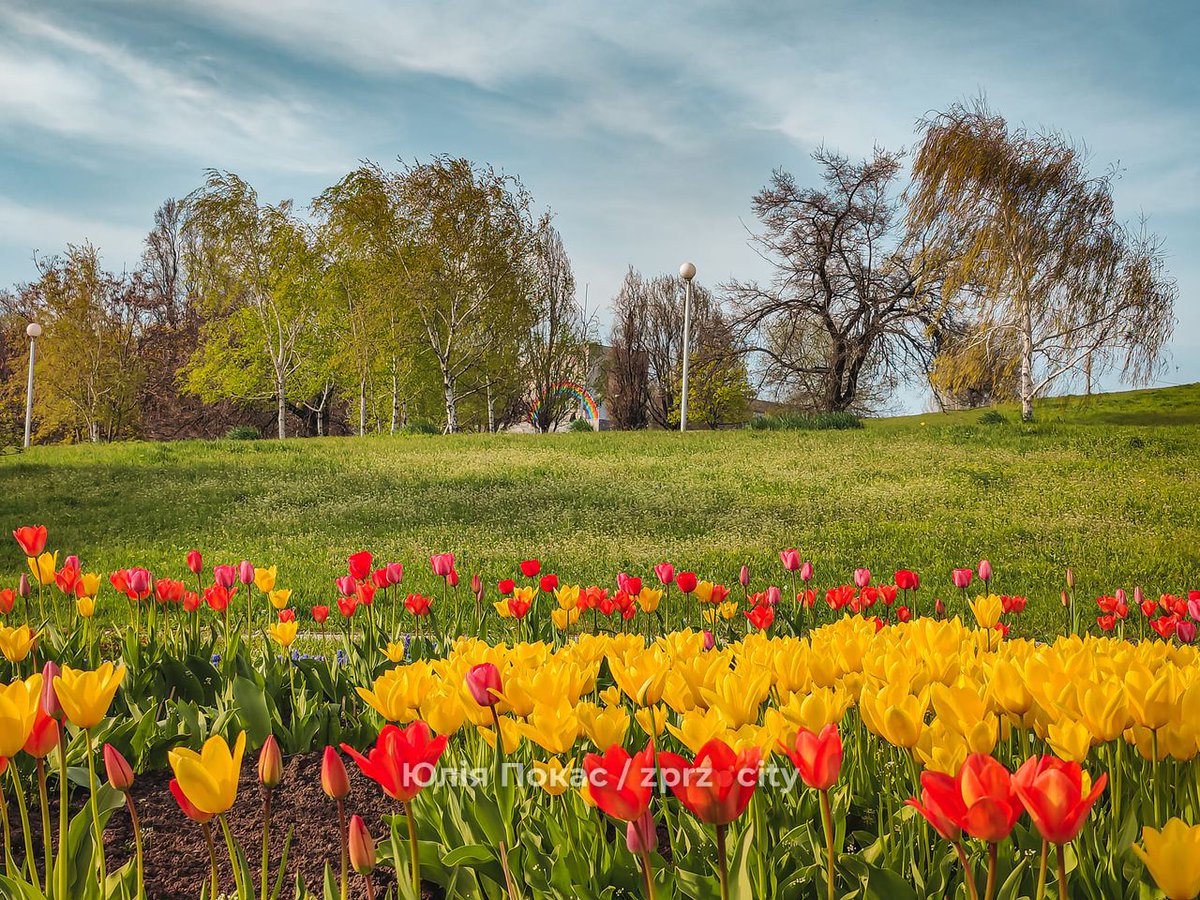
[126,793,144,898]
[953,842,980,900]
[57,729,69,900]
[715,823,730,900]
[260,790,271,900]
[1035,840,1048,900]
[640,849,656,900]
[219,814,246,900]
[1055,843,1068,900]
[337,799,348,900]
[983,842,998,900]
[819,790,836,900]
[1,773,13,879]
[10,762,36,884]
[84,729,107,891]
[36,760,51,895]
[404,801,420,897]
[201,822,219,900]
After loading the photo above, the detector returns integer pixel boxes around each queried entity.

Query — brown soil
[9,751,444,900]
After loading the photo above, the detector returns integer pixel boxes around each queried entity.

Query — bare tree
[907,98,1176,420]
[726,147,944,413]
[605,269,651,430]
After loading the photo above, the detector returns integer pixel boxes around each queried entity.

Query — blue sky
[1,0,1196,410]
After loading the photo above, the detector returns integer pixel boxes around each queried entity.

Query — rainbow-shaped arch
[529,381,599,425]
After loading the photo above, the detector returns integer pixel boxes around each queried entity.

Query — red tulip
[337,595,357,618]
[341,722,447,803]
[186,550,203,575]
[582,743,655,822]
[676,572,698,594]
[779,549,801,572]
[709,584,730,605]
[170,778,213,823]
[204,584,234,612]
[1176,620,1197,644]
[371,568,389,589]
[13,525,47,557]
[0,588,14,615]
[907,771,968,841]
[182,591,201,613]
[55,563,79,594]
[1097,614,1116,632]
[1150,615,1179,639]
[405,593,432,617]
[952,568,973,589]
[519,559,541,578]
[895,569,919,591]
[355,583,376,606]
[1141,598,1160,618]
[896,605,912,623]
[431,553,455,578]
[783,724,842,791]
[104,744,135,792]
[1012,756,1106,844]
[24,705,59,758]
[497,578,515,595]
[654,563,675,585]
[213,565,236,589]
[507,596,532,619]
[539,573,559,593]
[277,608,295,623]
[935,598,946,617]
[958,754,1021,842]
[618,573,642,596]
[311,605,330,624]
[321,746,350,799]
[465,663,502,707]
[745,605,774,631]
[447,569,460,588]
[799,560,814,582]
[659,739,761,826]
[879,584,898,606]
[348,814,376,875]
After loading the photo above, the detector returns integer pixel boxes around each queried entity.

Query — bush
[748,411,863,431]
[398,420,441,436]
[566,418,595,433]
[978,409,1008,426]
[226,425,261,440]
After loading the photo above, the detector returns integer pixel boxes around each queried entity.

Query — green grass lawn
[3,384,1199,638]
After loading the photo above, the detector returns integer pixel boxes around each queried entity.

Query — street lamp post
[679,262,696,432]
[23,322,42,449]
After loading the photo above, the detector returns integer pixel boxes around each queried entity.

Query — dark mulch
[9,751,444,900]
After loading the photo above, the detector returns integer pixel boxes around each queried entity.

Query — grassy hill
[2,384,1198,637]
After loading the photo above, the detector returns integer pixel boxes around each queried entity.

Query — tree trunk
[443,373,458,433]
[359,378,366,437]
[486,382,495,433]
[1020,298,1035,422]
[276,380,287,439]
[390,365,399,435]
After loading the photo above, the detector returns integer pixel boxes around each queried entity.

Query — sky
[1,0,1196,412]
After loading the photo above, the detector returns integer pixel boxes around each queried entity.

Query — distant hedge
[747,411,864,431]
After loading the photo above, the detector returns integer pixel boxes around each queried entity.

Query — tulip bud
[466,663,502,707]
[1115,588,1127,606]
[626,809,657,855]
[1134,585,1145,605]
[104,744,135,792]
[348,815,376,875]
[40,660,61,717]
[702,630,715,651]
[238,560,254,584]
[766,585,782,607]
[799,560,813,582]
[321,746,350,800]
[64,555,80,571]
[978,559,992,582]
[258,735,282,789]
[1065,568,1075,590]
[187,549,203,575]
[1177,621,1197,644]
[934,598,946,617]
[1061,591,1070,607]
[19,573,30,598]
[470,573,482,595]
[448,569,460,588]
[739,565,750,588]
[854,568,870,589]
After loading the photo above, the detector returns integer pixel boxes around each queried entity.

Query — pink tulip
[854,568,871,589]
[385,562,404,585]
[238,560,254,584]
[952,568,973,589]
[465,663,502,707]
[978,559,992,582]
[739,565,750,588]
[654,563,675,585]
[336,575,357,596]
[64,555,80,570]
[213,564,235,588]
[18,573,30,598]
[626,809,657,854]
[618,573,642,596]
[766,586,782,607]
[702,630,715,651]
[1115,588,1127,606]
[1188,592,1200,623]
[470,573,482,595]
[1134,586,1145,607]
[127,568,150,596]
[799,560,814,582]
[1178,620,1197,644]
[779,549,801,572]
[41,661,61,717]
[935,598,946,617]
[187,550,203,575]
[431,553,454,578]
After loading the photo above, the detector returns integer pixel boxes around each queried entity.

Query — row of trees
[0,100,1179,443]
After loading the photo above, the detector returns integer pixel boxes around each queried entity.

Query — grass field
[3,384,1199,637]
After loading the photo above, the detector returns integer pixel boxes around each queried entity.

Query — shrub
[226,425,261,440]
[748,411,863,431]
[398,420,441,436]
[978,409,1008,426]
[567,418,595,433]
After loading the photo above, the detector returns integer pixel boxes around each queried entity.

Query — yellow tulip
[533,757,575,797]
[384,642,407,664]
[254,566,278,593]
[493,600,512,618]
[0,624,38,663]
[553,584,580,611]
[667,707,726,754]
[693,581,716,604]
[355,662,434,722]
[54,663,126,729]
[76,572,101,598]
[1047,718,1093,763]
[969,594,1003,630]
[608,648,669,706]
[268,589,291,610]
[515,699,580,754]
[1079,683,1129,743]
[0,674,43,757]
[424,685,468,737]
[479,716,523,755]
[168,731,247,815]
[577,702,630,750]
[634,704,669,738]
[268,620,298,648]
[1133,818,1200,900]
[76,594,96,619]
[599,686,623,708]
[28,551,58,586]
[552,607,580,630]
[637,588,663,614]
